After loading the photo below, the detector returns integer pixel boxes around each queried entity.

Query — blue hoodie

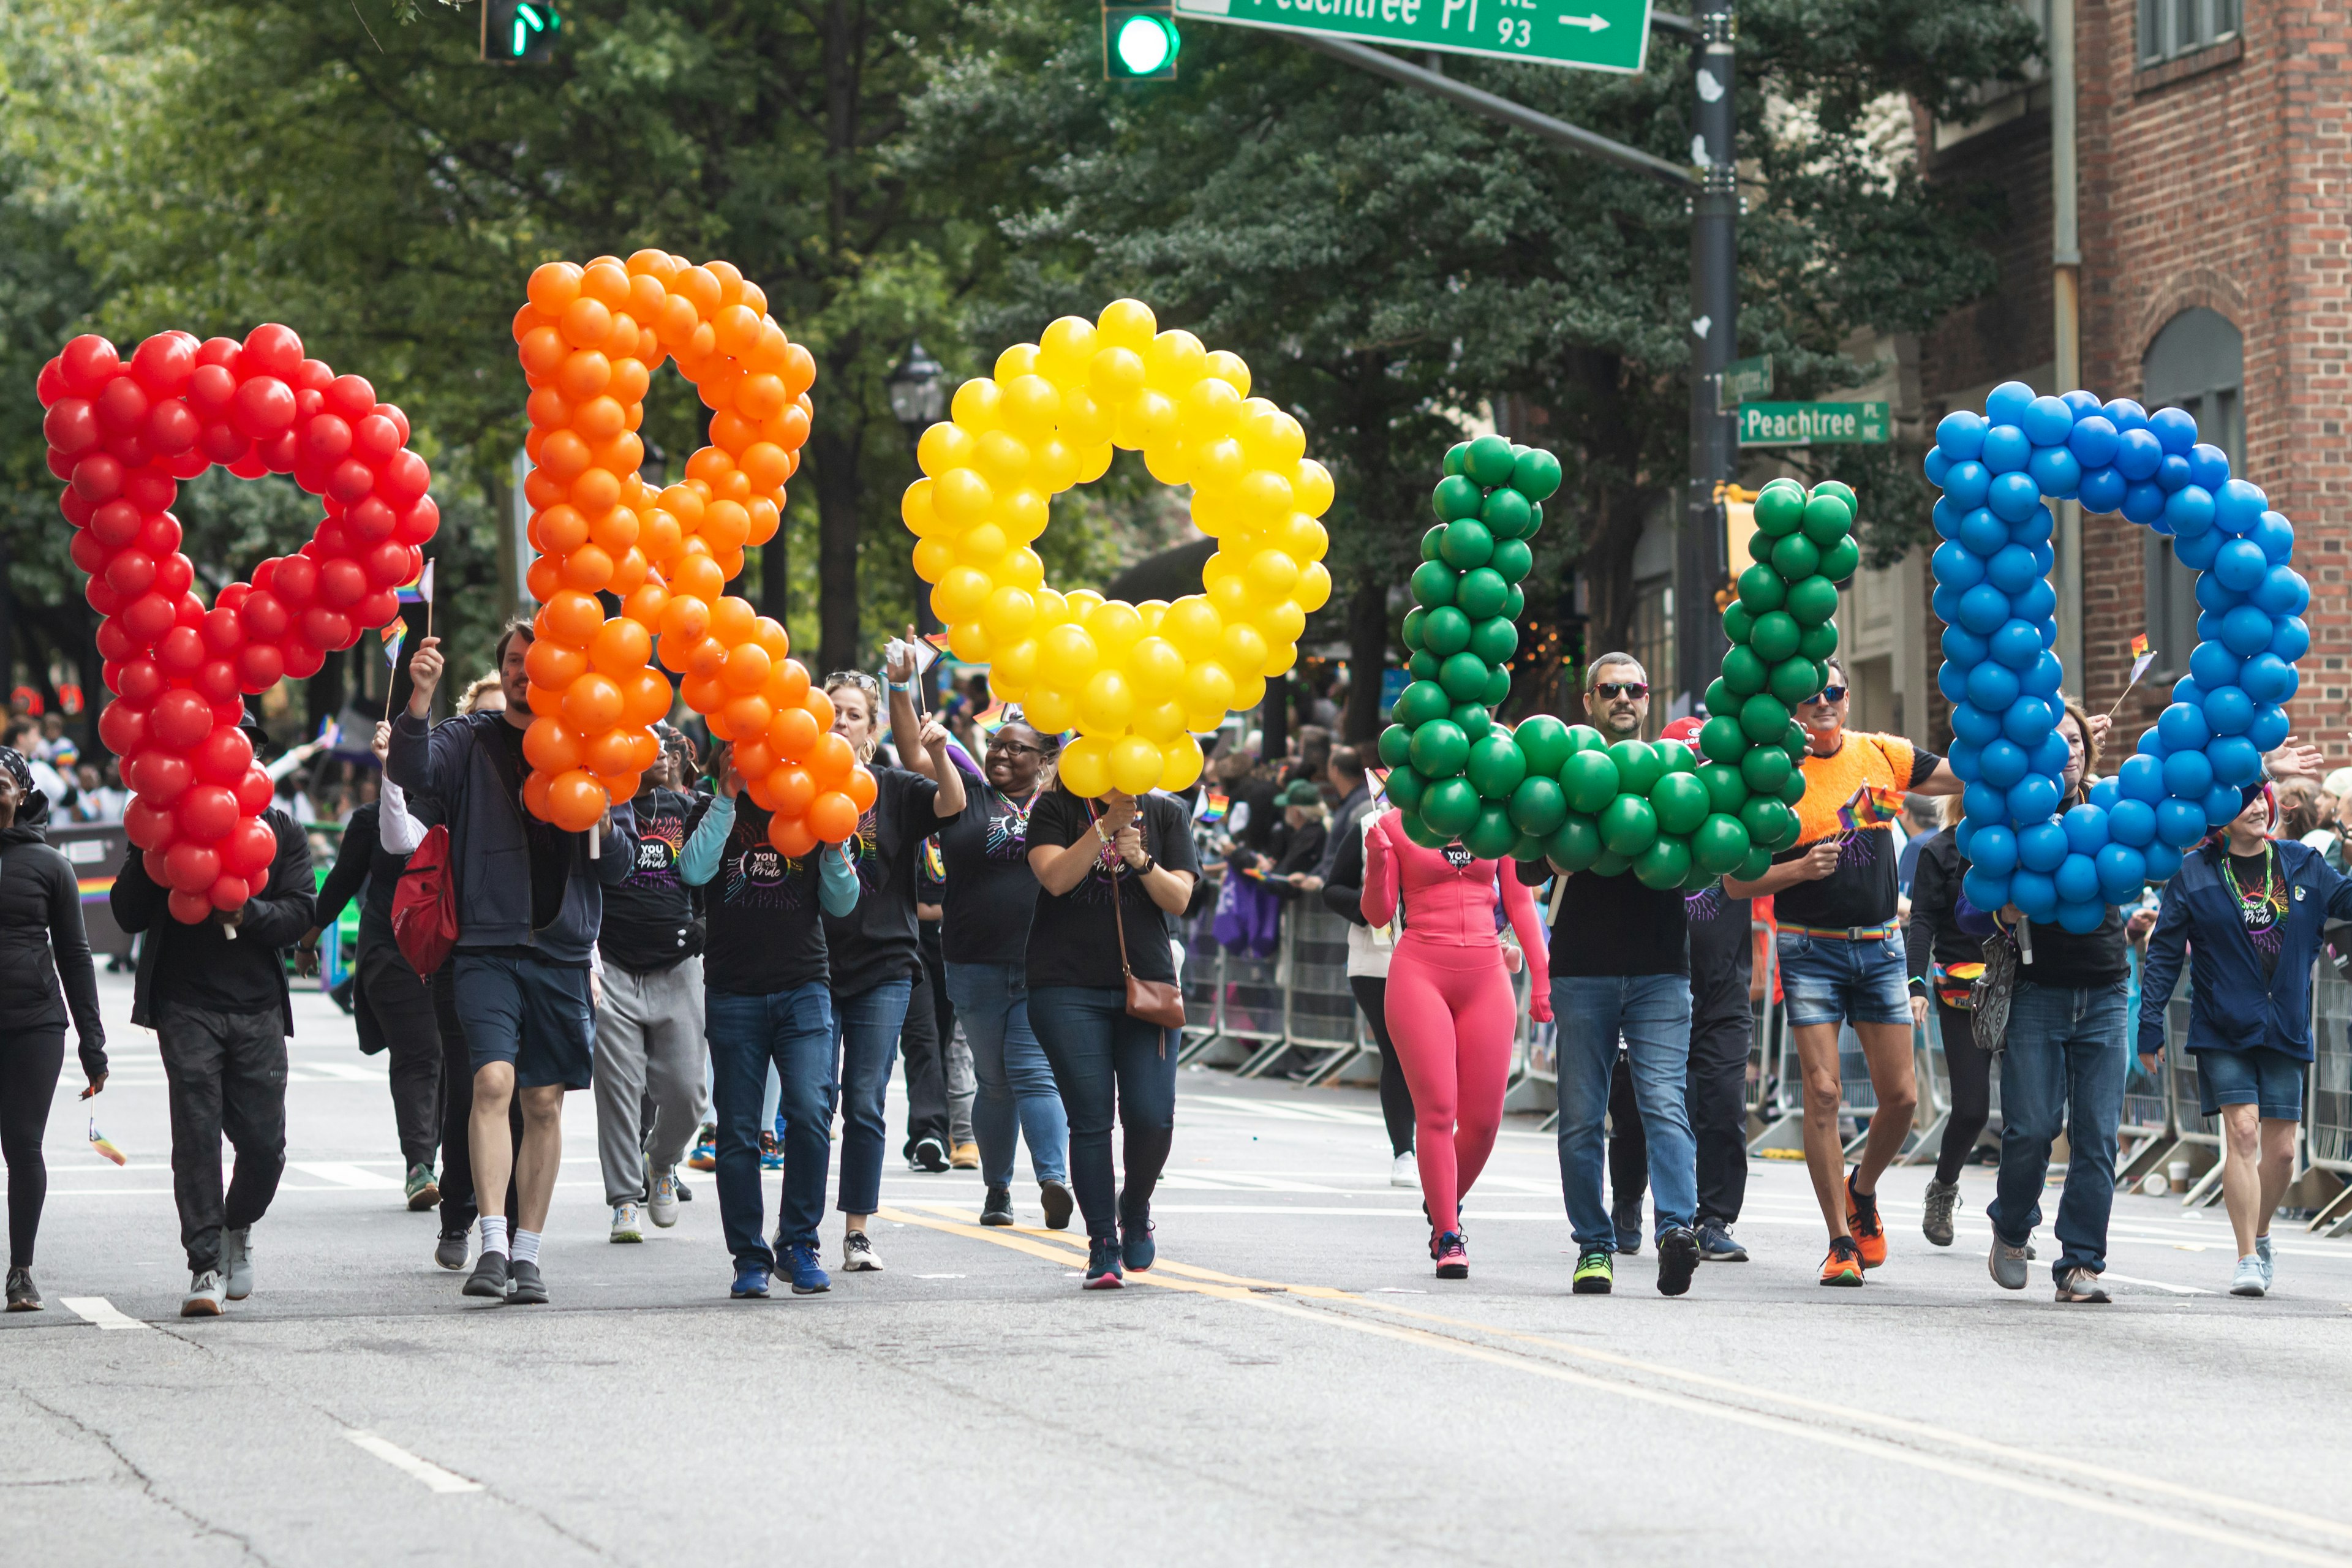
[2137,837,2352,1061]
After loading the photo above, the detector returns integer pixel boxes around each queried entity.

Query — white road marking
[344,1430,484,1493]
[58,1297,154,1332]
[296,1061,388,1083]
[2102,1272,2214,1295]
[288,1162,402,1189]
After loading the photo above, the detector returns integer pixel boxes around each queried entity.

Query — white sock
[478,1216,509,1257]
[511,1229,542,1267]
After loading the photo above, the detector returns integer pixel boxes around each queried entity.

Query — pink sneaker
[1434,1232,1468,1280]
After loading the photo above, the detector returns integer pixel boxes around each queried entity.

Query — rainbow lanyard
[2226,843,2287,932]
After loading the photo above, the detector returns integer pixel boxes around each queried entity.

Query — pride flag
[1838,783,1906,834]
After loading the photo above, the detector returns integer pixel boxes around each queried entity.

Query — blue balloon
[2003,695,2056,746]
[1986,543,2041,594]
[2120,481,2168,525]
[2195,571,2246,614]
[2252,565,2309,619]
[2008,505,2056,546]
[2078,465,2127,513]
[2016,820,2069,873]
[1931,584,1966,627]
[1947,740,1981,782]
[1936,409,1988,460]
[1989,619,2045,670]
[2209,733,2264,786]
[2196,609,2226,643]
[1970,823,2019,875]
[2202,684,2254,736]
[1944,461,1991,509]
[2173,526,2224,571]
[1958,584,2011,636]
[2037,617,2060,650]
[1961,867,2012,913]
[2155,797,2209,848]
[2162,747,2215,800]
[2213,538,2269,592]
[1978,737,2028,788]
[1937,660,1970,704]
[1985,381,2036,428]
[1963,782,2008,823]
[2054,853,2101,905]
[2021,649,2065,696]
[2008,775,2062,826]
[2157,702,2212,753]
[2239,651,2294,704]
[2148,405,2199,454]
[1951,700,2002,746]
[2203,781,2246,826]
[1981,424,2032,475]
[1953,818,1978,857]
[2187,442,2231,492]
[1967,662,2022,714]
[2270,615,2310,662]
[1958,508,2009,556]
[2187,641,2242,691]
[2143,841,2184,882]
[1987,470,2043,522]
[2066,414,2119,469]
[2088,776,2122,812]
[2221,604,2277,656]
[2057,900,2108,935]
[2107,797,2158,846]
[2030,538,2056,576]
[2252,510,2294,563]
[2095,842,2146,891]
[2173,675,2207,710]
[2104,397,2149,431]
[2027,445,2082,499]
[2062,389,2105,420]
[2248,705,2291,753]
[1942,625,1990,666]
[2029,729,2071,779]
[2061,804,2108,854]
[2157,452,2193,494]
[2116,753,2166,802]
[2011,870,2060,920]
[1932,541,1985,590]
[1923,446,1953,486]
[2022,394,2074,445]
[1931,497,1968,540]
[2013,580,2059,625]
[2114,426,2164,481]
[2164,484,2217,538]
[2213,478,2267,535]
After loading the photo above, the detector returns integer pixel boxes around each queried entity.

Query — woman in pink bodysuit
[1361,808,1551,1279]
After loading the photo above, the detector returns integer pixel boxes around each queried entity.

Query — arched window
[2141,307,2243,678]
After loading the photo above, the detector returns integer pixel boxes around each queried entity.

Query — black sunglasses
[1807,685,1849,704]
[1591,681,1649,699]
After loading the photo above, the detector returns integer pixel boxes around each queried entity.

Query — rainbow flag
[88,1119,124,1166]
[2127,634,2157,688]
[1199,790,1229,823]
[381,616,407,666]
[1838,784,1906,833]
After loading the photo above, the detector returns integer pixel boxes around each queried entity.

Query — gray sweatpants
[593,956,706,1206]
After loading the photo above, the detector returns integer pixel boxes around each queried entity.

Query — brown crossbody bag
[1087,799,1186,1039]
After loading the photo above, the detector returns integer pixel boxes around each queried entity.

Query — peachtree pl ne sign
[1172,0,1653,75]
[1735,401,1890,447]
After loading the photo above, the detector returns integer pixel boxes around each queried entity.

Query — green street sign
[1718,353,1773,412]
[1736,401,1890,447]
[1172,0,1652,75]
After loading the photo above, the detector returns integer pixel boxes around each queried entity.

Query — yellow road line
[878,1203,2352,1564]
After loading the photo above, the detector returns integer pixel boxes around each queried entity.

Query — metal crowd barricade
[2162,972,2228,1205]
[1250,903,1357,1080]
[1176,905,1226,1063]
[2114,948,2174,1183]
[2304,969,2352,1234]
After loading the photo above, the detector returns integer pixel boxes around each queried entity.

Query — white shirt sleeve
[377,778,426,854]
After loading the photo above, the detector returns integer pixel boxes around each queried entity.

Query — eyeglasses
[989,739,1043,759]
[1591,681,1649,700]
[1807,685,1849,704]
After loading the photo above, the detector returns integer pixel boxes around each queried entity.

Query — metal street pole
[1677,2,1736,722]
[888,341,948,710]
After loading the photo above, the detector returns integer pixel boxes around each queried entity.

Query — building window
[2141,307,2244,679]
[2138,0,2239,65]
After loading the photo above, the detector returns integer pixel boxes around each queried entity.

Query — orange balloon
[539,429,592,482]
[803,687,835,734]
[733,739,777,780]
[767,812,820,859]
[537,504,589,554]
[523,717,584,775]
[753,616,789,660]
[766,705,819,761]
[680,673,729,715]
[525,637,588,690]
[525,556,565,603]
[658,594,711,644]
[543,590,605,647]
[721,642,771,693]
[590,617,653,677]
[597,771,642,804]
[548,769,606,831]
[522,769,554,821]
[808,731,854,788]
[707,595,756,647]
[560,544,615,593]
[526,680,566,718]
[723,693,774,739]
[684,637,729,680]
[583,727,639,777]
[560,673,624,732]
[673,554,725,601]
[627,729,662,771]
[844,763,878,813]
[570,467,621,516]
[807,791,860,845]
[769,658,812,709]
[622,668,674,726]
[767,763,818,818]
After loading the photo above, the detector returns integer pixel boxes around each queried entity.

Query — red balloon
[239,591,288,641]
[97,700,146,756]
[95,375,148,434]
[243,323,304,378]
[145,400,200,457]
[155,625,205,674]
[59,334,119,396]
[166,889,214,926]
[231,376,295,440]
[142,849,171,886]
[327,458,375,505]
[257,430,300,473]
[376,404,412,445]
[103,548,156,597]
[216,582,252,611]
[149,689,213,750]
[355,589,399,629]
[94,620,137,664]
[129,750,193,805]
[209,698,247,727]
[102,430,153,469]
[176,785,239,842]
[152,556,194,602]
[124,797,174,851]
[281,639,325,679]
[206,873,251,912]
[167,447,209,481]
[326,375,374,420]
[194,660,241,704]
[394,497,439,546]
[195,336,240,370]
[193,725,254,784]
[123,466,176,510]
[273,555,319,606]
[224,816,277,874]
[303,413,353,463]
[226,450,269,481]
[136,510,181,554]
[131,331,197,398]
[233,644,285,691]
[299,607,353,650]
[380,450,432,505]
[202,606,243,654]
[36,356,65,408]
[83,581,122,619]
[120,592,176,646]
[42,399,98,456]
[71,454,126,504]
[113,657,164,706]
[233,769,274,817]
[347,496,397,543]
[59,488,96,527]
[353,414,402,466]
[70,532,111,577]
[164,841,221,894]
[318,558,368,608]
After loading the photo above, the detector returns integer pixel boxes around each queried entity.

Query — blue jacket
[2137,838,2352,1061]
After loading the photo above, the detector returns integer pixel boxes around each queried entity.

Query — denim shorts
[2196,1046,2306,1121]
[1776,930,1912,1028]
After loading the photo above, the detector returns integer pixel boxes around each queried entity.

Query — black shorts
[453,952,594,1090]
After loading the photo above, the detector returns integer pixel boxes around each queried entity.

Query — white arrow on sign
[1556,11,1610,28]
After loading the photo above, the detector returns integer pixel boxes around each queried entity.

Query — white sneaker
[1391,1152,1420,1189]
[610,1202,644,1243]
[647,1169,680,1229]
[2256,1234,2274,1289]
[2230,1254,2267,1297]
[842,1232,883,1272]
[221,1227,254,1301]
[181,1270,225,1317]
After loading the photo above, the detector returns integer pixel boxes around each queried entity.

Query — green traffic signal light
[483,0,560,63]
[1103,6,1178,80]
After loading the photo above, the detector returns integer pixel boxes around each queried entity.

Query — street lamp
[888,341,948,708]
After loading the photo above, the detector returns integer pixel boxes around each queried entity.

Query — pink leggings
[1382,937,1516,1237]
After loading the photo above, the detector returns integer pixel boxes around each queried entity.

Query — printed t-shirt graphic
[1770,731,1940,931]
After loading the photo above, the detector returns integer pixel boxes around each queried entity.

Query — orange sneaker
[1819,1235,1865,1286]
[1845,1170,1887,1269]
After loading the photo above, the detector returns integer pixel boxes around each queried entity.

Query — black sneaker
[1612,1200,1643,1256]
[1656,1226,1700,1297]
[6,1265,40,1311]
[910,1136,950,1173]
[506,1259,548,1305]
[462,1251,510,1300]
[1083,1235,1125,1290]
[980,1185,1016,1227]
[1697,1219,1747,1262]
[1040,1178,1076,1231]
[1121,1212,1156,1273]
[434,1230,470,1271]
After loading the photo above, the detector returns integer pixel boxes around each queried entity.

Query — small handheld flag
[87,1119,124,1166]
[2108,634,2158,719]
[1837,784,1906,834]
[1199,790,1229,823]
[382,616,408,665]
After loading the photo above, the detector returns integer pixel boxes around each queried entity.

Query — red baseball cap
[1660,716,1706,744]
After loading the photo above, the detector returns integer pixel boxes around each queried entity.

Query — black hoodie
[0,819,106,1076]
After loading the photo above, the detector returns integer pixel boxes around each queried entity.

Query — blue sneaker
[1697,1220,1749,1262]
[1612,1199,1643,1256]
[781,1241,830,1295]
[1084,1235,1124,1289]
[730,1262,771,1298]
[1120,1198,1155,1272]
[759,1131,785,1172]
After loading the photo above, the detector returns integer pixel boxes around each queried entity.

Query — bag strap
[1086,797,1137,981]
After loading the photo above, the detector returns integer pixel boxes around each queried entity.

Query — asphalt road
[10,972,2352,1568]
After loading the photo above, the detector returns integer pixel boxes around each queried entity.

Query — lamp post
[888,341,947,710]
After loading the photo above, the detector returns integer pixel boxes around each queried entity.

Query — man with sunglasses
[1724,657,1961,1285]
[1523,655,1703,1298]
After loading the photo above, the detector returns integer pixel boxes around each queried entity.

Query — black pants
[1687,987,1754,1226]
[1348,976,1415,1158]
[2,1028,65,1268]
[1936,999,1995,1183]
[432,965,520,1236]
[355,939,442,1171]
[1608,1053,1646,1215]
[156,1006,287,1275]
[900,935,955,1156]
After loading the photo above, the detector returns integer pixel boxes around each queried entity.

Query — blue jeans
[1777,930,1912,1028]
[944,961,1069,1187]
[831,979,911,1216]
[1551,974,1697,1250]
[706,984,835,1264]
[1028,986,1178,1240]
[1986,980,2129,1279]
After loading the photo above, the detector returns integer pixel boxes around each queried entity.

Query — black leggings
[1936,1000,1995,1183]
[1348,976,1416,1159]
[2,1029,66,1268]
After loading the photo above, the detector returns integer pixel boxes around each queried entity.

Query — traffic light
[483,1,561,63]
[1103,5,1178,81]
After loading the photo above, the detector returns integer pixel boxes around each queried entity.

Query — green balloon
[1480,487,1532,539]
[1468,616,1518,666]
[1432,475,1485,522]
[1740,795,1793,848]
[1401,608,1426,652]
[1563,723,1605,756]
[1801,491,1855,545]
[1654,737,1697,775]
[1451,703,1494,743]
[1770,532,1822,582]
[1739,744,1792,794]
[1650,772,1711,835]
[1703,678,1736,720]
[1408,719,1468,778]
[1779,771,1808,807]
[1439,651,1490,701]
[1559,750,1622,815]
[1692,813,1752,874]
[1740,692,1790,742]
[1514,715,1572,777]
[1420,524,1446,562]
[1488,538,1533,584]
[1747,529,1777,565]
[1502,584,1525,620]
[1393,680,1450,728]
[1785,573,1840,627]
[1737,562,1786,613]
[1466,733,1528,799]
[1465,802,1520,860]
[1635,835,1692,890]
[1608,739,1662,796]
[1508,774,1567,835]
[1439,518,1495,570]
[1512,447,1562,502]
[1509,832,1547,864]
[1455,567,1507,619]
[1721,645,1768,697]
[1734,844,1774,881]
[1519,502,1544,542]
[1590,848,1635,877]
[1813,478,1857,510]
[1698,715,1748,766]
[1782,720,1810,758]
[1422,605,1471,656]
[1697,762,1748,815]
[1818,535,1860,582]
[1797,620,1839,663]
[1386,764,1428,811]
[1376,723,1413,769]
[1599,794,1659,856]
[1408,650,1440,681]
[1480,666,1512,707]
[1410,559,1457,607]
[1463,434,1518,487]
[1441,442,1470,478]
[1545,814,1602,872]
[1401,810,1454,850]
[1754,485,1807,537]
[1749,609,1800,663]
[1768,655,1824,707]
[1721,601,1756,646]
[1421,775,1481,835]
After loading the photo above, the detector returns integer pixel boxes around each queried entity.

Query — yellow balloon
[1001,374,1061,440]
[1161,597,1223,658]
[1297,560,1332,612]
[1095,298,1157,352]
[900,480,948,538]
[974,431,1030,486]
[1158,732,1206,791]
[1126,636,1185,699]
[1220,622,1268,674]
[1085,600,1144,663]
[1203,350,1250,398]
[1293,458,1335,517]
[1057,734,1113,799]
[1245,548,1300,603]
[993,342,1040,381]
[1134,699,1188,745]
[990,636,1041,693]
[934,567,990,624]
[947,620,991,663]
[1143,328,1205,390]
[1077,668,1136,733]
[911,538,956,584]
[1042,622,1101,682]
[1108,735,1163,795]
[1023,687,1077,735]
[1180,660,1235,715]
[980,586,1037,644]
[917,423,974,477]
[950,377,1003,432]
[1038,315,1098,383]
[934,467,993,522]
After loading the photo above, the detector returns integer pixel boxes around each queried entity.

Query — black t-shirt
[701,799,830,997]
[489,720,571,931]
[1770,735,1940,930]
[1025,787,1203,988]
[938,774,1044,967]
[822,766,947,997]
[1684,882,1752,1008]
[1525,861,1687,977]
[600,786,709,973]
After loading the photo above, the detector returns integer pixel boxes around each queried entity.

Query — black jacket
[1321,820,1368,927]
[1903,827,1983,994]
[111,807,314,1034]
[0,822,105,1075]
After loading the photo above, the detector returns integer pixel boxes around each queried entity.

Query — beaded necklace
[2224,841,2288,957]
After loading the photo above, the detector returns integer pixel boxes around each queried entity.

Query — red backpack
[392,823,459,975]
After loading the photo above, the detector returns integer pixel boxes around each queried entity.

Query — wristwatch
[1137,855,1159,875]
